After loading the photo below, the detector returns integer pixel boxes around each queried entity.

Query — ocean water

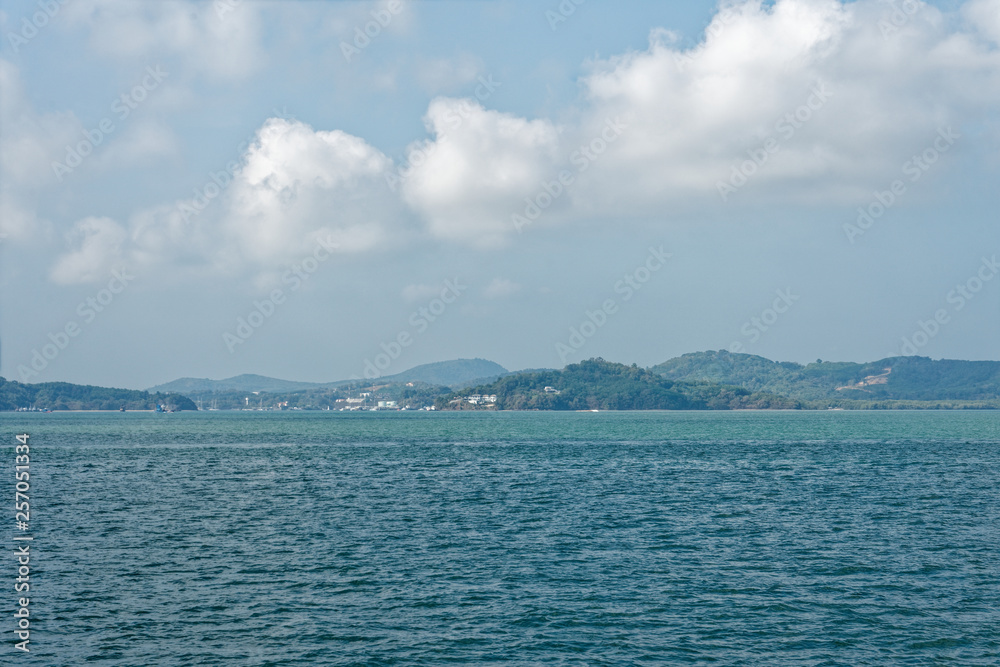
[4,410,999,665]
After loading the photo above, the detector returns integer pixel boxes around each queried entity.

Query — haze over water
[8,410,999,665]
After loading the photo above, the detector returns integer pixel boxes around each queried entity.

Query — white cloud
[40,0,1000,282]
[217,118,405,270]
[47,202,217,285]
[572,0,1000,211]
[46,117,406,284]
[400,97,562,246]
[63,0,262,80]
[389,0,998,244]
[49,217,128,284]
[127,204,209,272]
[0,58,178,247]
[963,0,1000,44]
[397,0,997,242]
[0,59,81,241]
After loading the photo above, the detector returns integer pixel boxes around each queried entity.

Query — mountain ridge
[436,358,802,411]
[0,377,197,411]
[651,350,1000,401]
[9,352,998,412]
[148,358,509,394]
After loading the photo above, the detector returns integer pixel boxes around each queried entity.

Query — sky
[0,0,998,389]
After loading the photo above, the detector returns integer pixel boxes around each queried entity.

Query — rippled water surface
[5,410,999,665]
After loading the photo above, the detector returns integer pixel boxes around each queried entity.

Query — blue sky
[1,0,998,388]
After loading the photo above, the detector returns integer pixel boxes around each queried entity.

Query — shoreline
[5,406,999,414]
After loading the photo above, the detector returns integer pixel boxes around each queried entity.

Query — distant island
[434,358,800,411]
[652,350,1000,405]
[147,358,508,394]
[0,377,197,412]
[437,353,1000,411]
[3,352,999,412]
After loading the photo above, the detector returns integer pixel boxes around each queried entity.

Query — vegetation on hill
[435,359,802,411]
[378,358,508,387]
[149,374,325,394]
[7,352,999,412]
[149,358,509,395]
[0,377,197,411]
[652,351,1000,402]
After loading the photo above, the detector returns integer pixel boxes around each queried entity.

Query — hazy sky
[1,0,998,389]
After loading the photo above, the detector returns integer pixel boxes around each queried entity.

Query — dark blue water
[4,411,999,664]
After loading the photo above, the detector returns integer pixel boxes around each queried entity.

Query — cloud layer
[10,0,1000,284]
[62,0,262,80]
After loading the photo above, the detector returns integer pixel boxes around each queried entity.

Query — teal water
[4,411,999,664]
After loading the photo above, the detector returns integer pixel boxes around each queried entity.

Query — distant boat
[120,405,126,412]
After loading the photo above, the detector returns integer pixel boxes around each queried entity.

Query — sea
[3,410,999,665]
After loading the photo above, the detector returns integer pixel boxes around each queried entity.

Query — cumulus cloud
[400,97,562,246]
[43,0,1000,282]
[391,0,1000,242]
[49,117,406,282]
[573,0,1000,210]
[217,118,404,270]
[47,202,218,285]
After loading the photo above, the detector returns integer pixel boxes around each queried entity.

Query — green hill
[377,358,508,387]
[437,358,801,411]
[149,358,509,395]
[651,351,1000,402]
[149,374,323,394]
[0,377,197,411]
[11,353,998,413]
